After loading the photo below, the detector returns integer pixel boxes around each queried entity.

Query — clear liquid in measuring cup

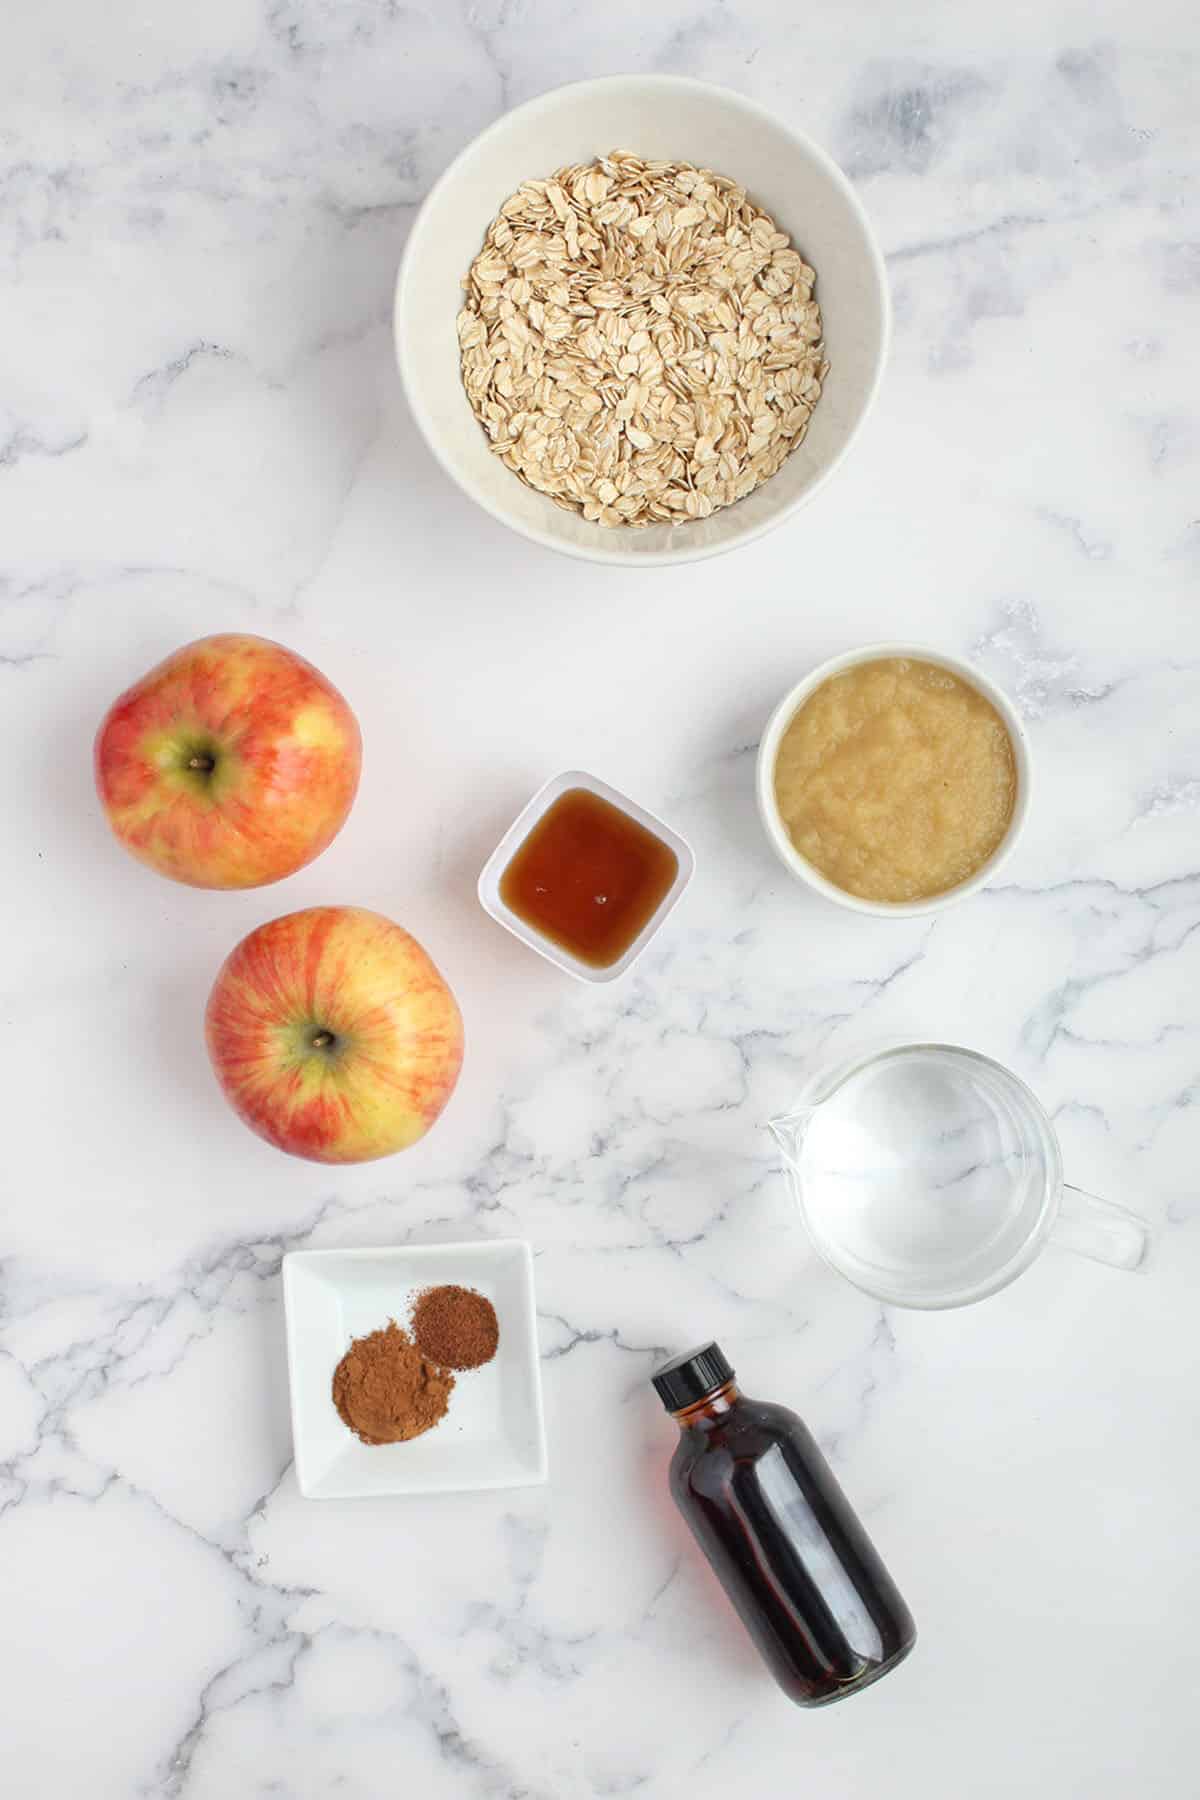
[797,1047,1057,1305]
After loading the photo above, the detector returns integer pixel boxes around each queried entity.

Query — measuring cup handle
[1050,1185,1151,1272]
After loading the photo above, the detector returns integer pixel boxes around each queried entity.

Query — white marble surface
[2,3,1197,1794]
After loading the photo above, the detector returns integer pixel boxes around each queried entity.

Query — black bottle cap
[652,1342,734,1412]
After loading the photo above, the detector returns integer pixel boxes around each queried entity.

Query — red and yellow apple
[95,633,361,889]
[205,906,463,1163]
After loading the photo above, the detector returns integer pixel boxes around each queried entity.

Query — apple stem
[188,754,215,773]
[310,1030,335,1050]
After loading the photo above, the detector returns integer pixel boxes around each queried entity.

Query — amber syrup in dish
[499,787,678,969]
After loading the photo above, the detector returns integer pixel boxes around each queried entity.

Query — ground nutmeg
[411,1284,500,1370]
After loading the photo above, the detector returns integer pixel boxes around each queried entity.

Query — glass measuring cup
[768,1043,1150,1309]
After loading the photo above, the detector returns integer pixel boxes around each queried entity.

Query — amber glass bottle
[653,1343,916,1706]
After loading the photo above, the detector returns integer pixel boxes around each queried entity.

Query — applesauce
[773,657,1017,903]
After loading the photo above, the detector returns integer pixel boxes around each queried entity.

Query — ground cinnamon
[332,1321,454,1445]
[411,1284,499,1370]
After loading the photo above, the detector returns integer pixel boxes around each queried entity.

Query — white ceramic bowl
[395,75,889,567]
[756,644,1033,918]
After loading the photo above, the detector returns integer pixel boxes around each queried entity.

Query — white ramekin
[755,644,1032,918]
[478,770,695,981]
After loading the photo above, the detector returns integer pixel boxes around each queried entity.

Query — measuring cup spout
[767,1110,811,1178]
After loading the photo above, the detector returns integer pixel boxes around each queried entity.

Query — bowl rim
[754,642,1033,918]
[393,72,892,568]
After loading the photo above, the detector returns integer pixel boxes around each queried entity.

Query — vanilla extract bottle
[653,1344,916,1706]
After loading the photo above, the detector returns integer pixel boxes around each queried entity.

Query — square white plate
[283,1240,547,1499]
[477,769,695,983]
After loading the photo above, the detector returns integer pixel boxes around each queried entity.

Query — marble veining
[1,1,1198,1795]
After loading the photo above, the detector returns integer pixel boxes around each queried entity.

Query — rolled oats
[456,152,828,529]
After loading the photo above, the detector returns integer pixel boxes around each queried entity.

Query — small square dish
[478,770,695,983]
[283,1239,547,1500]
